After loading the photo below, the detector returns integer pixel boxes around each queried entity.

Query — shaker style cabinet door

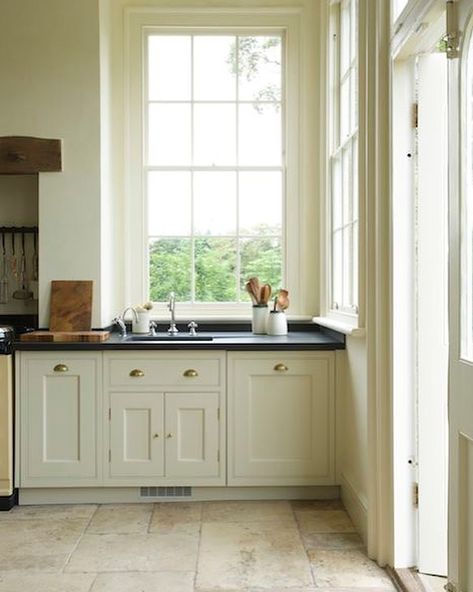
[164,393,220,478]
[109,392,164,478]
[18,353,101,486]
[228,352,335,486]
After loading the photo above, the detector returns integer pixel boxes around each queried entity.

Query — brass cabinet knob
[129,369,145,377]
[53,363,69,373]
[183,369,198,378]
[274,363,288,372]
[166,433,173,438]
[153,433,159,439]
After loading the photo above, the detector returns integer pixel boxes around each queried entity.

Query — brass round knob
[129,369,145,377]
[183,369,198,378]
[166,433,173,438]
[274,363,288,372]
[53,364,69,373]
[153,433,159,439]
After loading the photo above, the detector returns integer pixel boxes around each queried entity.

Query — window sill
[312,316,366,337]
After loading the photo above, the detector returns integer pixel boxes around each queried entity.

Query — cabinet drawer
[105,354,222,388]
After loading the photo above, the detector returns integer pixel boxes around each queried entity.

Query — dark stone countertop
[14,322,345,352]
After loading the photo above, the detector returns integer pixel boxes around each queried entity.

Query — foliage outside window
[329,0,359,316]
[145,33,285,304]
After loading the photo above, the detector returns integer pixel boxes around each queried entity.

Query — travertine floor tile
[201,500,294,523]
[0,518,87,572]
[196,520,313,589]
[291,499,345,511]
[296,510,356,534]
[66,532,199,573]
[87,504,152,534]
[90,571,195,591]
[0,573,95,592]
[308,549,396,588]
[0,504,97,521]
[150,502,202,534]
[302,532,364,550]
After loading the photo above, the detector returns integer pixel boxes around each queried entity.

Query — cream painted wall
[0,0,103,327]
[337,339,369,542]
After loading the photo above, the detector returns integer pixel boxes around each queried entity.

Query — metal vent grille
[140,486,192,498]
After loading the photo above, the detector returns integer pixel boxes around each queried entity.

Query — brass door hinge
[413,482,419,507]
[108,450,111,463]
[412,103,418,129]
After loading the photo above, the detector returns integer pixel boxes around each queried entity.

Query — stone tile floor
[0,500,396,592]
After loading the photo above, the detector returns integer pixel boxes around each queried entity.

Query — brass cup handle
[274,363,288,372]
[129,369,145,378]
[166,433,173,438]
[183,369,198,378]
[54,363,69,373]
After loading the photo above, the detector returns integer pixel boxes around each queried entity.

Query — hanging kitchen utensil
[10,233,17,279]
[12,232,33,300]
[0,232,8,304]
[30,232,39,300]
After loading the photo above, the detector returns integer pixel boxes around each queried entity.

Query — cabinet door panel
[229,354,335,485]
[110,393,164,477]
[165,393,219,478]
[23,357,99,481]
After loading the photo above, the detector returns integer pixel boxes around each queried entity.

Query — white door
[448,0,473,588]
[110,392,164,477]
[164,393,220,478]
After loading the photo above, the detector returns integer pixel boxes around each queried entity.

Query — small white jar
[132,310,150,334]
[252,305,269,334]
[267,311,288,336]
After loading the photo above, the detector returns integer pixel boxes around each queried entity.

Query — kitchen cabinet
[17,352,102,486]
[227,352,335,486]
[104,352,225,486]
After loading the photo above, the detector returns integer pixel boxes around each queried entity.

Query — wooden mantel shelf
[0,136,62,174]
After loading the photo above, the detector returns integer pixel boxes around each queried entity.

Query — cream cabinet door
[19,354,101,485]
[109,392,164,478]
[164,393,220,478]
[228,352,335,486]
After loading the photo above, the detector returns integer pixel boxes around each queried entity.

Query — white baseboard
[19,485,341,505]
[340,472,368,544]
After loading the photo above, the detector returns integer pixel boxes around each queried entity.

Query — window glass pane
[195,238,237,301]
[340,78,350,141]
[340,0,351,76]
[148,104,191,165]
[331,157,342,230]
[238,103,281,166]
[149,239,192,301]
[194,172,237,235]
[240,237,282,298]
[342,147,352,224]
[332,229,343,306]
[194,36,236,101]
[352,220,358,308]
[148,36,191,101]
[193,103,236,165]
[239,171,282,235]
[350,0,357,64]
[350,70,358,135]
[148,172,191,236]
[352,136,359,220]
[238,36,282,103]
[343,225,353,305]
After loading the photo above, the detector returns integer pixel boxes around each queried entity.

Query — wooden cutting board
[20,331,110,342]
[49,280,93,331]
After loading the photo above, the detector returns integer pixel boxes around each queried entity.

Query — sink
[125,334,214,342]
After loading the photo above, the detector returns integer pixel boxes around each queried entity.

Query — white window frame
[124,7,306,319]
[318,0,361,332]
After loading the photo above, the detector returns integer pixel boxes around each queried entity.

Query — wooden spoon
[275,289,289,311]
[247,276,261,304]
[245,281,258,304]
[260,284,272,305]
